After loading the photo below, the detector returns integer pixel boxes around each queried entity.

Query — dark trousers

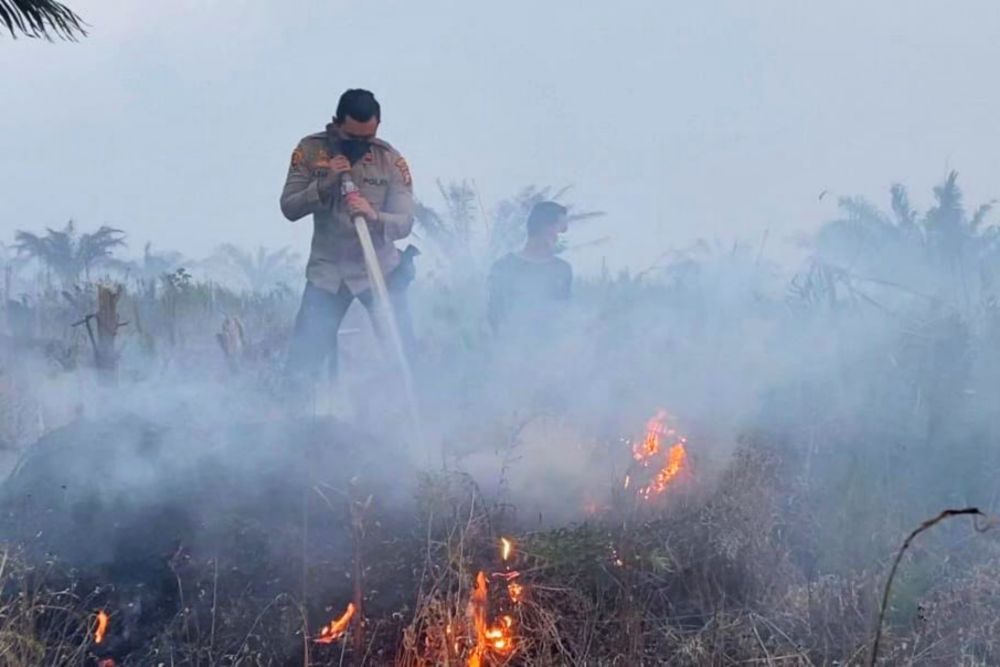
[286,279,415,380]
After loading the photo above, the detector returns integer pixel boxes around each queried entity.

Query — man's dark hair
[526,201,568,237]
[335,89,381,123]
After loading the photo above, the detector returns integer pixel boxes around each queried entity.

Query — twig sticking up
[870,507,991,666]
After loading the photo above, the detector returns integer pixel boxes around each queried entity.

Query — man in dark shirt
[488,201,572,333]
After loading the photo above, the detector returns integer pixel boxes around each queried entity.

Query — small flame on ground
[468,572,489,667]
[93,610,109,644]
[630,410,689,499]
[314,602,356,644]
[467,571,516,665]
[641,440,688,498]
[97,660,116,667]
[633,409,668,461]
[486,618,513,651]
[508,581,524,603]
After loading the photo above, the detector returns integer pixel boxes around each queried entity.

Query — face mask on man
[340,139,371,165]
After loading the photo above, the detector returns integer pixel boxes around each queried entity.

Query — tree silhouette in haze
[107,242,185,281]
[209,244,302,293]
[414,182,605,267]
[812,171,999,300]
[14,220,126,285]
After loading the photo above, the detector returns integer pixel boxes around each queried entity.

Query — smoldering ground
[2,174,1000,663]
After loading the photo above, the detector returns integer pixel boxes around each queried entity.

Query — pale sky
[3,1,1000,272]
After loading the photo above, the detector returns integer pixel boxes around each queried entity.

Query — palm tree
[209,244,302,293]
[413,180,482,257]
[107,242,185,281]
[0,241,28,273]
[812,171,998,301]
[415,182,605,265]
[14,220,126,285]
[1,0,85,40]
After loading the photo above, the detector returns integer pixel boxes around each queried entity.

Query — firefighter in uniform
[280,89,416,379]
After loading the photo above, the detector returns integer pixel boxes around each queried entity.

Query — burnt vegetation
[1,173,1000,665]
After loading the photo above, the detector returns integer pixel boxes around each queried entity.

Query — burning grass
[0,436,998,665]
[4,173,1000,664]
[0,404,995,666]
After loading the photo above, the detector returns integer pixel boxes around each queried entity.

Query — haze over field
[6,3,1000,664]
[4,1,1000,272]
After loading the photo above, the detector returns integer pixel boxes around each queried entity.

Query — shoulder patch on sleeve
[394,156,412,187]
[314,146,330,167]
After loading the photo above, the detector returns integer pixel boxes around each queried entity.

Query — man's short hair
[336,89,381,123]
[527,201,568,237]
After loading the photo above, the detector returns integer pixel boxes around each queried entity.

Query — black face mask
[340,139,371,165]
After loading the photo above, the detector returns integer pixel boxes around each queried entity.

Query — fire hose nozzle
[341,173,361,202]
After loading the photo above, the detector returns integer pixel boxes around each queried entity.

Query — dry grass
[0,437,998,666]
[0,547,94,667]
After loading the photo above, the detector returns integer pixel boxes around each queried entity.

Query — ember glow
[467,571,489,667]
[467,569,517,665]
[632,409,669,461]
[500,537,514,562]
[314,602,356,644]
[630,409,689,499]
[485,615,515,651]
[93,610,109,644]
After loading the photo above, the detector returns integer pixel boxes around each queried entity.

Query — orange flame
[467,571,488,667]
[633,410,668,461]
[508,581,524,603]
[314,602,356,644]
[93,610,109,644]
[631,410,689,498]
[641,440,688,498]
[485,615,515,651]
[467,571,516,665]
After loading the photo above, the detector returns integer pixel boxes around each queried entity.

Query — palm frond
[413,200,449,240]
[0,0,86,41]
[210,244,300,291]
[889,184,918,230]
[927,170,965,230]
[77,226,126,267]
[837,196,892,227]
[214,243,256,277]
[12,230,49,258]
[565,210,606,225]
[969,201,996,232]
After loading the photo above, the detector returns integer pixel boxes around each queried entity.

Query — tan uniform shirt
[280,129,414,295]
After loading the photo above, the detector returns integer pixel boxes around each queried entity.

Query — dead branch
[870,507,990,666]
